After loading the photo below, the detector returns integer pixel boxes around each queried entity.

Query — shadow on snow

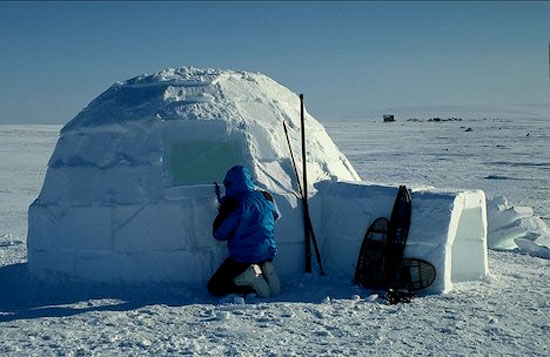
[0,263,365,323]
[0,263,214,323]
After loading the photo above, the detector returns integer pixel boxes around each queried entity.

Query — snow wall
[314,182,488,294]
[28,67,488,294]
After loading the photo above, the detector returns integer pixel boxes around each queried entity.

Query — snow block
[73,250,216,283]
[314,181,488,294]
[40,165,163,206]
[113,195,217,252]
[185,197,222,248]
[275,242,305,277]
[113,204,187,252]
[28,248,76,280]
[272,192,304,244]
[29,249,218,284]
[49,121,162,168]
[28,203,113,251]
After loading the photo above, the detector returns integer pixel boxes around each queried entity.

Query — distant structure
[383,114,395,122]
[548,41,550,87]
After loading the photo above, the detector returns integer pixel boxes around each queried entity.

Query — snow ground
[1,115,549,355]
[0,252,549,356]
[324,114,550,218]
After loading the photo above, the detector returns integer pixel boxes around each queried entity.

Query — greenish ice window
[170,139,246,185]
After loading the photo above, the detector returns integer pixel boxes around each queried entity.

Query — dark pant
[207,258,271,297]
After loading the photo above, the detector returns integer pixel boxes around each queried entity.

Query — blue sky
[1,1,549,124]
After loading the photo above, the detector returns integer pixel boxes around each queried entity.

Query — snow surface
[1,109,550,355]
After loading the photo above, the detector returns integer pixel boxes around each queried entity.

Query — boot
[261,261,281,296]
[233,264,271,298]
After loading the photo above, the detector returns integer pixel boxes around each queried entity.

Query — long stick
[306,201,325,275]
[300,94,325,275]
[283,120,325,275]
[300,94,312,273]
[283,122,303,198]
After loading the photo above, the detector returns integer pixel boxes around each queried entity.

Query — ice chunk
[486,196,549,251]
[515,238,550,259]
[366,294,379,303]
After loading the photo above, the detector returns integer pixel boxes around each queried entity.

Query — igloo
[28,67,488,293]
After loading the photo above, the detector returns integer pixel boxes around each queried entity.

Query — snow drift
[487,196,550,259]
[27,67,488,293]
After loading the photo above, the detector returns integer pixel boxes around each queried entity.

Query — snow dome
[27,67,359,284]
[28,67,488,293]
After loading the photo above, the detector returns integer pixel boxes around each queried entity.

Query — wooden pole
[300,94,312,273]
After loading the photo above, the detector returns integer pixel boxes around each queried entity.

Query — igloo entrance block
[313,181,488,294]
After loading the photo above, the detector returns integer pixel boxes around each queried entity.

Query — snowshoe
[386,288,414,305]
[354,217,390,289]
[391,258,436,291]
[384,185,412,283]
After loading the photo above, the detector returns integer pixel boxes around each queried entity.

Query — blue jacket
[213,166,279,263]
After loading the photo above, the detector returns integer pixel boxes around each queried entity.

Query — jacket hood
[223,165,255,197]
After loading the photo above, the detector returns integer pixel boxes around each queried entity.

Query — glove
[213,197,239,232]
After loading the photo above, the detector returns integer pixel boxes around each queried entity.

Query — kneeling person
[207,165,281,298]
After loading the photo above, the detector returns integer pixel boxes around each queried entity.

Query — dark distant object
[526,133,530,137]
[408,116,462,123]
[383,115,395,122]
[465,127,473,132]
[485,175,513,181]
[429,117,462,122]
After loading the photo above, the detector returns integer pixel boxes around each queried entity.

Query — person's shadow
[0,263,214,323]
